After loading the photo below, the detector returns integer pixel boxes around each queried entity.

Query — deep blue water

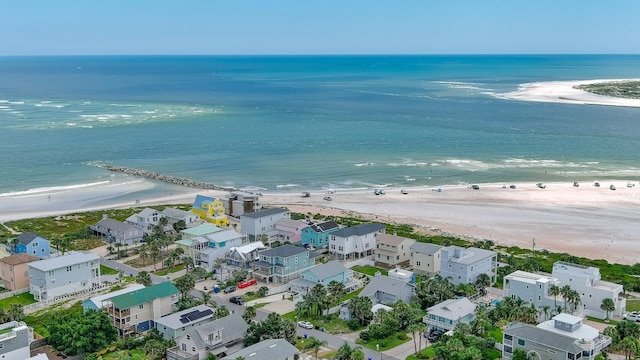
[1,55,640,194]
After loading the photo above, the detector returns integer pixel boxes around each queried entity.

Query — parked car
[427,330,444,342]
[297,321,314,329]
[470,184,480,190]
[536,182,546,189]
[223,286,236,294]
[623,312,640,322]
[229,296,245,305]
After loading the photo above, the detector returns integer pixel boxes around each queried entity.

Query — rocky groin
[98,164,238,192]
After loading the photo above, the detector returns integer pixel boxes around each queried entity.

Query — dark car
[427,330,444,342]
[229,296,245,305]
[223,286,236,294]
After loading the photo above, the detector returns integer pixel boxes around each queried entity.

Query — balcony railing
[166,347,198,360]
[106,308,130,317]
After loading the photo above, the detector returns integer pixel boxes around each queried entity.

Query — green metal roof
[181,223,222,236]
[110,282,179,309]
[176,239,193,247]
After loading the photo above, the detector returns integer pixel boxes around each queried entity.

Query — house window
[139,304,144,309]
[416,261,421,266]
[504,346,512,353]
[66,266,72,272]
[135,315,138,320]
[517,339,525,346]
[186,335,190,340]
[42,248,45,253]
[192,347,196,352]
[504,334,513,341]
[182,344,186,351]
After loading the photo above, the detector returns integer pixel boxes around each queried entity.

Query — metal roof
[155,304,215,329]
[359,275,413,298]
[241,207,288,219]
[28,251,100,271]
[504,323,584,354]
[110,282,179,309]
[259,244,308,258]
[427,297,477,320]
[410,242,442,255]
[220,338,298,360]
[306,261,348,280]
[330,223,385,238]
[181,223,222,236]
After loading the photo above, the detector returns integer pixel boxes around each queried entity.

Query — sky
[2,1,640,55]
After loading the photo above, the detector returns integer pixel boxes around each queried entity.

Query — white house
[410,242,442,277]
[551,261,626,319]
[0,321,34,360]
[125,207,165,234]
[423,297,477,332]
[329,223,386,260]
[225,241,267,269]
[439,246,497,286]
[28,251,102,301]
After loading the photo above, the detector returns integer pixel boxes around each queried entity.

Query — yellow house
[192,195,228,226]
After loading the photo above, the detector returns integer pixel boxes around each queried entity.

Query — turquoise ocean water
[1,55,640,198]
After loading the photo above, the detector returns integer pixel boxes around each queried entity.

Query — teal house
[252,245,320,283]
[300,221,340,248]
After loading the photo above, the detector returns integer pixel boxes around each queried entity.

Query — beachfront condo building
[300,220,340,248]
[374,233,415,269]
[410,242,442,277]
[102,282,180,337]
[28,251,102,301]
[11,232,50,259]
[328,223,386,260]
[252,244,319,283]
[551,261,626,319]
[439,246,497,286]
[0,321,34,360]
[224,191,261,218]
[502,313,611,360]
[240,207,291,242]
[192,195,228,227]
[0,253,39,291]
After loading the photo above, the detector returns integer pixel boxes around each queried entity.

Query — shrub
[396,332,409,340]
[347,319,360,331]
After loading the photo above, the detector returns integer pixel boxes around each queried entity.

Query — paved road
[100,257,168,284]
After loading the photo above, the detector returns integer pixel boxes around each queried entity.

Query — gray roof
[155,304,215,330]
[441,246,496,265]
[241,208,288,219]
[28,251,100,271]
[504,323,583,354]
[360,275,413,298]
[96,217,142,234]
[427,297,476,320]
[138,207,160,218]
[259,244,308,258]
[410,242,442,255]
[276,218,306,228]
[161,207,194,220]
[17,232,42,245]
[330,223,385,238]
[188,313,248,350]
[221,338,298,360]
[307,261,348,280]
[377,233,413,246]
[203,229,244,243]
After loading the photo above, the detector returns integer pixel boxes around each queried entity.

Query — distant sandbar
[499,79,640,108]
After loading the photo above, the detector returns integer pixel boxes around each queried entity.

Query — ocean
[1,55,640,200]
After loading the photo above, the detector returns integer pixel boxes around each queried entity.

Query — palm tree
[542,305,551,320]
[600,298,615,320]
[7,304,24,322]
[560,285,573,312]
[242,306,257,323]
[549,284,560,309]
[475,273,491,294]
[619,336,638,360]
[201,291,211,305]
[303,336,328,360]
[136,271,152,286]
[334,342,364,360]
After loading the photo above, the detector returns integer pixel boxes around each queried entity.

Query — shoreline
[499,78,640,107]
[2,179,639,265]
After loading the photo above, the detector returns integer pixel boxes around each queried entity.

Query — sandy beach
[500,79,640,107]
[2,179,639,265]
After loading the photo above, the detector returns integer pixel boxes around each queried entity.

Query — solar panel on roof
[179,309,214,323]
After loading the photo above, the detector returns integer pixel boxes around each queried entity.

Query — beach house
[224,191,260,218]
[240,207,291,242]
[219,338,299,360]
[423,297,477,332]
[161,207,203,229]
[502,313,612,360]
[439,246,497,286]
[329,223,386,260]
[125,207,166,234]
[0,321,34,360]
[155,304,216,340]
[358,274,414,305]
[410,242,442,277]
[191,195,228,226]
[166,313,248,360]
[300,220,340,248]
[28,251,102,301]
[290,261,362,302]
[103,282,180,337]
[272,218,307,244]
[503,270,560,314]
[178,229,245,272]
[90,215,145,245]
[551,261,625,319]
[0,253,39,291]
[374,233,415,269]
[225,241,267,269]
[83,284,146,312]
[252,245,318,283]
[11,232,50,259]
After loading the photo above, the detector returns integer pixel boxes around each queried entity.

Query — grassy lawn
[487,327,503,343]
[407,347,435,360]
[100,264,118,275]
[155,264,185,276]
[101,348,148,359]
[340,288,363,302]
[587,316,618,325]
[0,292,37,308]
[626,299,640,312]
[357,332,411,351]
[351,265,388,277]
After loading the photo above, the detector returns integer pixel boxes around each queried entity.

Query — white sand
[499,79,640,108]
[2,180,639,265]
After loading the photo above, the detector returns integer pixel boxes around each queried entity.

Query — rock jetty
[98,164,238,192]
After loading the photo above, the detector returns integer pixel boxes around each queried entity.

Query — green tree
[511,349,528,360]
[347,296,373,326]
[136,271,152,287]
[303,336,328,360]
[245,313,297,346]
[474,273,491,292]
[7,304,24,322]
[560,285,573,312]
[175,274,196,298]
[333,342,365,360]
[257,286,269,297]
[549,284,560,309]
[243,306,257,323]
[47,309,118,356]
[215,305,230,319]
[600,298,616,320]
[619,337,638,360]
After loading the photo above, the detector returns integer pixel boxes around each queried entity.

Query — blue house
[290,261,362,301]
[300,221,340,248]
[252,245,320,283]
[13,232,50,259]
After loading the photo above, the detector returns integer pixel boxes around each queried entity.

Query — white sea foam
[276,184,301,188]
[354,162,375,167]
[0,181,111,198]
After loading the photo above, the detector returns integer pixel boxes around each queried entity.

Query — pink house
[272,218,307,244]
